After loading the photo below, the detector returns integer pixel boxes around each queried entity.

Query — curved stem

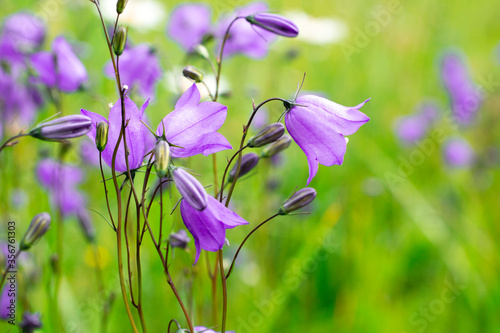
[0,133,28,155]
[226,214,280,279]
[100,152,116,231]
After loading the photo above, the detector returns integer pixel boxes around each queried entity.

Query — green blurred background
[1,0,500,332]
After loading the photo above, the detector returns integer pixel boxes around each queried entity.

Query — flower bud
[246,13,299,38]
[248,123,285,148]
[182,65,203,83]
[193,44,210,60]
[279,188,316,215]
[20,213,51,251]
[113,26,127,56]
[169,229,190,249]
[154,140,170,178]
[116,0,129,14]
[261,134,292,158]
[29,115,92,141]
[228,153,259,183]
[96,121,109,152]
[172,168,207,211]
[20,312,43,332]
[77,210,96,243]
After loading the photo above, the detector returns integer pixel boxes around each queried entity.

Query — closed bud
[21,213,51,250]
[182,65,203,83]
[154,140,170,178]
[248,123,285,148]
[172,168,207,211]
[169,229,190,249]
[261,134,292,158]
[246,13,299,38]
[29,115,92,141]
[77,210,96,243]
[193,44,210,60]
[96,121,108,151]
[113,26,127,56]
[228,153,259,183]
[279,188,316,215]
[116,0,128,14]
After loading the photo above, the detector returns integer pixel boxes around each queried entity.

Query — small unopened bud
[279,188,316,215]
[77,210,96,243]
[228,153,259,183]
[21,213,51,250]
[116,0,129,14]
[261,135,292,158]
[248,123,285,148]
[193,44,210,60]
[246,13,299,38]
[182,65,203,83]
[154,140,170,178]
[96,121,109,152]
[172,168,207,211]
[29,115,92,141]
[113,26,127,56]
[169,230,190,250]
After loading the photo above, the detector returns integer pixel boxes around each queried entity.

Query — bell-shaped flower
[104,44,162,99]
[285,95,370,184]
[155,83,231,158]
[81,96,149,172]
[30,36,87,92]
[215,2,277,59]
[167,3,212,52]
[181,195,248,264]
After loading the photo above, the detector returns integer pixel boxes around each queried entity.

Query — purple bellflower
[181,195,248,265]
[216,2,277,59]
[167,3,212,52]
[155,83,231,158]
[246,13,299,38]
[284,95,370,184]
[394,101,439,144]
[104,44,162,99]
[30,36,88,92]
[29,114,92,141]
[443,137,475,168]
[441,51,482,125]
[82,96,150,172]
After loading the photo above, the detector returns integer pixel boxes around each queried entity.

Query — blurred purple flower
[30,36,88,92]
[82,96,150,172]
[181,195,248,264]
[104,44,162,99]
[441,51,482,125]
[285,95,370,184]
[394,101,439,144]
[20,311,43,332]
[155,84,231,158]
[194,327,235,333]
[167,3,211,51]
[169,229,191,249]
[443,137,475,168]
[216,2,277,59]
[0,243,15,321]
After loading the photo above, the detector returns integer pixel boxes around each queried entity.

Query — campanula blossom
[82,96,150,172]
[180,195,248,264]
[443,137,475,168]
[30,36,88,92]
[29,114,92,141]
[172,168,208,211]
[155,83,231,158]
[216,2,277,59]
[284,95,370,184]
[441,51,482,125]
[394,101,439,144]
[104,44,162,99]
[167,3,212,52]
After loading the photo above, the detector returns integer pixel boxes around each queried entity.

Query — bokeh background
[1,0,500,332]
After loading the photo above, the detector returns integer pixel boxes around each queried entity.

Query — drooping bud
[113,26,127,56]
[193,44,210,60]
[169,230,191,250]
[279,188,317,215]
[20,213,51,251]
[261,134,292,158]
[19,312,43,333]
[228,153,259,183]
[154,140,170,178]
[182,65,203,83]
[29,115,92,141]
[95,121,109,152]
[116,0,129,14]
[172,168,207,211]
[248,123,285,148]
[246,13,299,38]
[77,210,96,243]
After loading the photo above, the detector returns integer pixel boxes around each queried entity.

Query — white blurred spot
[240,261,261,286]
[99,0,166,30]
[284,11,348,45]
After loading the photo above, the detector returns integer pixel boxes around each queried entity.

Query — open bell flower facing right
[284,94,370,184]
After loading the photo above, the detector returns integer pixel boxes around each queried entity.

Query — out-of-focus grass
[1,0,500,332]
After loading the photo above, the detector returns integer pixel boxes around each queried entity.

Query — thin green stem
[0,133,28,155]
[218,250,227,333]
